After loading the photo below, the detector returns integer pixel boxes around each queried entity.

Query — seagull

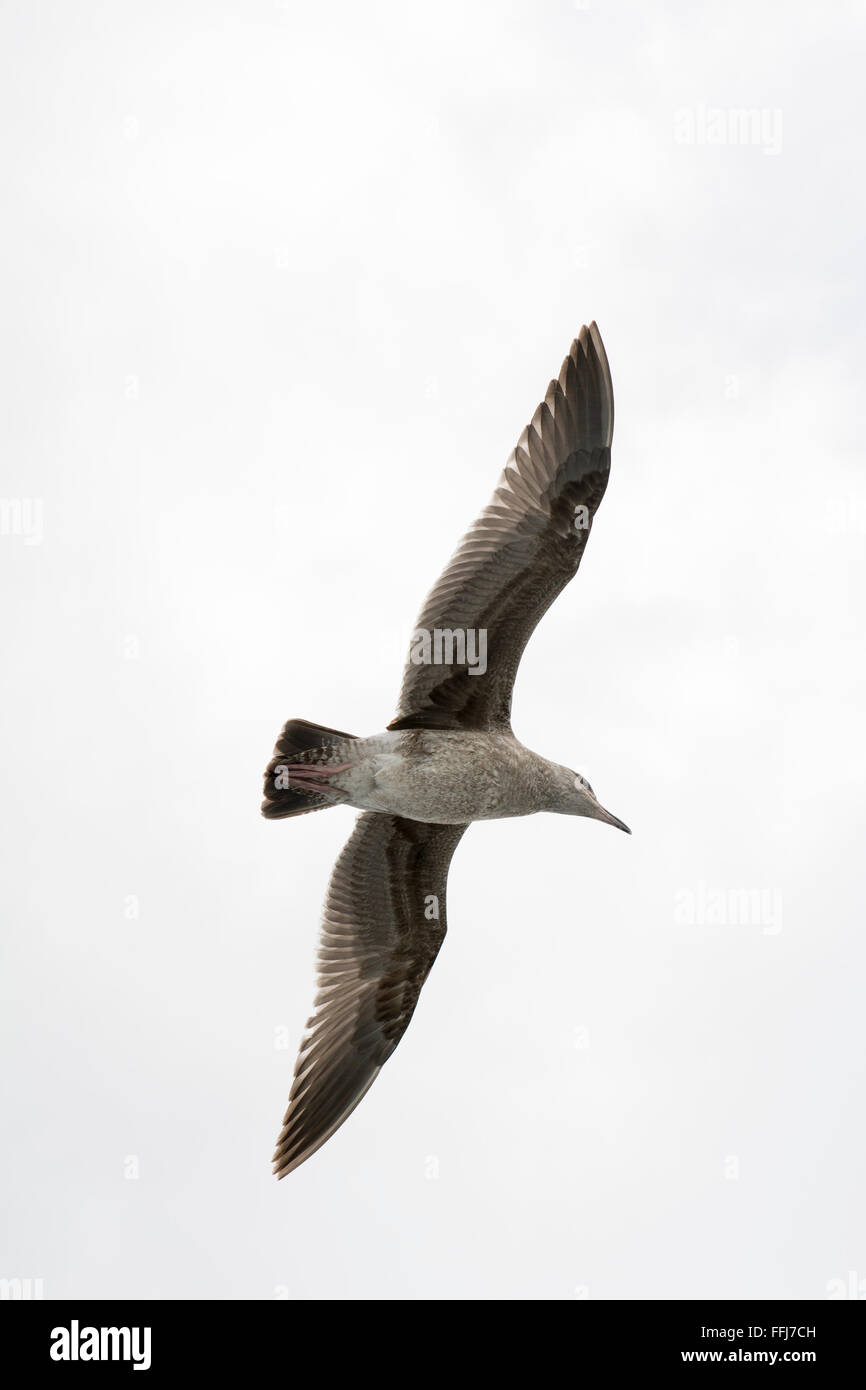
[263,322,629,1178]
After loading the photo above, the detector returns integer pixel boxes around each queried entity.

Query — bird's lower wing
[389,322,614,733]
[273,812,467,1178]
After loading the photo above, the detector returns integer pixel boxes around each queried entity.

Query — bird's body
[343,729,557,823]
[262,322,630,1178]
[277,727,626,826]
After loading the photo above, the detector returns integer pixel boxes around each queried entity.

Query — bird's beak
[593,803,631,834]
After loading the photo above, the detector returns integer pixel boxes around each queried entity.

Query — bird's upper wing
[389,322,614,733]
[273,812,466,1178]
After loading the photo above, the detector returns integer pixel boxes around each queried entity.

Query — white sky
[2,0,865,1299]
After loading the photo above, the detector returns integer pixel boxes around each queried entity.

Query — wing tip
[271,1065,385,1181]
[271,1130,311,1180]
[272,1151,300,1179]
[568,320,614,448]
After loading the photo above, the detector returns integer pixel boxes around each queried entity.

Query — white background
[2,0,865,1300]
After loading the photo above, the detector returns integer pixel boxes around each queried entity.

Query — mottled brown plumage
[271,816,465,1178]
[265,323,628,1178]
[389,322,612,732]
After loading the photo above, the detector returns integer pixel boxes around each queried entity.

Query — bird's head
[548,765,631,833]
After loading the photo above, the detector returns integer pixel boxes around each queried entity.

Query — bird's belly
[335,742,534,824]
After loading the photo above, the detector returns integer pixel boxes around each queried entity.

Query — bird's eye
[574,773,593,795]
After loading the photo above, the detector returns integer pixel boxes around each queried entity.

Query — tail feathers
[262,718,358,821]
[273,718,356,759]
[261,775,338,820]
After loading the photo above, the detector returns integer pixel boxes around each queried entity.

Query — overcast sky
[2,0,865,1300]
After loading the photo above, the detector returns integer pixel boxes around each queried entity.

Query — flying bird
[263,322,629,1178]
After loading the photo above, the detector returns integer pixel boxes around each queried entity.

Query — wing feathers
[273,814,466,1178]
[389,322,614,733]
